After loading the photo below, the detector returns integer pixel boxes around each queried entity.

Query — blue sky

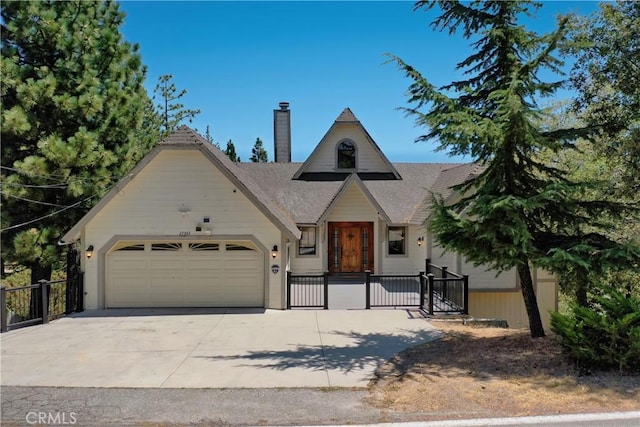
[119,1,598,163]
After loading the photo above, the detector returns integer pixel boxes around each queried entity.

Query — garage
[106,241,264,308]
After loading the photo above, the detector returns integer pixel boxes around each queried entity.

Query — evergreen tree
[389,0,638,337]
[224,140,240,162]
[568,2,640,196]
[250,137,268,162]
[1,0,160,285]
[153,74,200,136]
[204,125,220,149]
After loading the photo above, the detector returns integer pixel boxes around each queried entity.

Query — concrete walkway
[0,308,440,388]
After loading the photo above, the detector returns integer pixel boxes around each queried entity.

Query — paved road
[2,386,638,427]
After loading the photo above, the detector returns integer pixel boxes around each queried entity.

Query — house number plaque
[271,265,280,274]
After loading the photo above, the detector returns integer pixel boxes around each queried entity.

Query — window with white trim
[387,226,406,255]
[298,226,317,255]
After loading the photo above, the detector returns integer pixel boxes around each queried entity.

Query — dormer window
[337,140,356,169]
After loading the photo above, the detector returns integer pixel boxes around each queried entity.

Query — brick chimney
[273,101,291,163]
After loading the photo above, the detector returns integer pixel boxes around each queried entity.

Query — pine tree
[250,137,268,162]
[389,0,638,337]
[204,125,220,149]
[1,0,160,285]
[153,74,201,136]
[224,140,240,162]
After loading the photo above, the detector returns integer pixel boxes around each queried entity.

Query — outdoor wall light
[417,237,425,247]
[271,245,278,258]
[86,245,94,259]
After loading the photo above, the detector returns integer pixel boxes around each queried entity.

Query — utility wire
[0,193,98,232]
[0,191,69,207]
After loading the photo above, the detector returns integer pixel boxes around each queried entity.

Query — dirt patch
[368,321,640,420]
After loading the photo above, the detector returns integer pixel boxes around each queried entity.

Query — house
[61,103,557,328]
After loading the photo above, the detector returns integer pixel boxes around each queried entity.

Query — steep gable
[62,126,301,243]
[293,108,401,180]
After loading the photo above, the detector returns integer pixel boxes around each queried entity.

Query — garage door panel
[107,241,264,308]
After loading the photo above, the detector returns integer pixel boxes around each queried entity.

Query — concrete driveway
[0,309,441,388]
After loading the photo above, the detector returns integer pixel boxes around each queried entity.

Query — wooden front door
[328,222,374,273]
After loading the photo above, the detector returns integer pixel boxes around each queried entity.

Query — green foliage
[203,125,220,149]
[551,285,640,373]
[1,267,66,318]
[567,2,640,196]
[1,0,160,275]
[224,139,240,162]
[153,74,200,136]
[389,1,640,337]
[250,137,268,162]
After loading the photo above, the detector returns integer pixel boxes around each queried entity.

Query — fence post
[427,273,434,315]
[419,271,426,311]
[463,274,469,315]
[425,258,431,275]
[286,271,292,310]
[365,270,371,309]
[323,271,329,310]
[441,266,448,299]
[1,286,7,333]
[77,272,84,312]
[39,280,49,325]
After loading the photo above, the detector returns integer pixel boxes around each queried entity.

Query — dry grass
[368,321,640,420]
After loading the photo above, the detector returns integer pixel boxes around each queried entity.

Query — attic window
[337,141,356,169]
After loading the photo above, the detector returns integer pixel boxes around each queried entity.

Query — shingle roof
[241,162,468,225]
[335,107,359,122]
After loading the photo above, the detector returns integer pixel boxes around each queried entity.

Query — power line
[0,165,124,185]
[0,181,68,189]
[0,191,68,207]
[0,193,98,232]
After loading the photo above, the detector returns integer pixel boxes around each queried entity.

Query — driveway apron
[0,308,441,388]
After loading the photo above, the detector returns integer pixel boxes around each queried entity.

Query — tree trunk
[517,261,545,338]
[29,263,52,319]
[574,268,589,307]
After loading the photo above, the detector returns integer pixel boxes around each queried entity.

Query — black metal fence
[287,260,468,314]
[367,271,425,308]
[286,271,329,309]
[424,258,469,314]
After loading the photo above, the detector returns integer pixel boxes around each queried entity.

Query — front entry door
[328,222,374,273]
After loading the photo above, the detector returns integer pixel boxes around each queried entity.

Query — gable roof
[240,162,465,225]
[292,108,402,180]
[61,126,301,243]
[317,173,391,223]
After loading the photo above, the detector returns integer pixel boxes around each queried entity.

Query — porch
[286,259,469,315]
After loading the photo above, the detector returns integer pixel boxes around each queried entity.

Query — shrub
[551,285,640,373]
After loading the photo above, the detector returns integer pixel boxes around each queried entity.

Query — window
[116,244,145,251]
[337,141,356,169]
[298,227,317,255]
[189,243,219,251]
[387,226,406,255]
[151,243,182,251]
[225,243,254,251]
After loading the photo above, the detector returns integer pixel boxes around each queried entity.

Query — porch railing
[288,265,468,314]
[424,258,469,314]
[366,271,426,309]
[286,271,329,309]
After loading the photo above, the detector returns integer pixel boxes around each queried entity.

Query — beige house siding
[305,124,393,173]
[469,276,557,330]
[291,224,326,275]
[381,224,427,274]
[82,149,284,309]
[460,260,518,290]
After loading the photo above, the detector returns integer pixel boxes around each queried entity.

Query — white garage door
[106,241,264,308]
